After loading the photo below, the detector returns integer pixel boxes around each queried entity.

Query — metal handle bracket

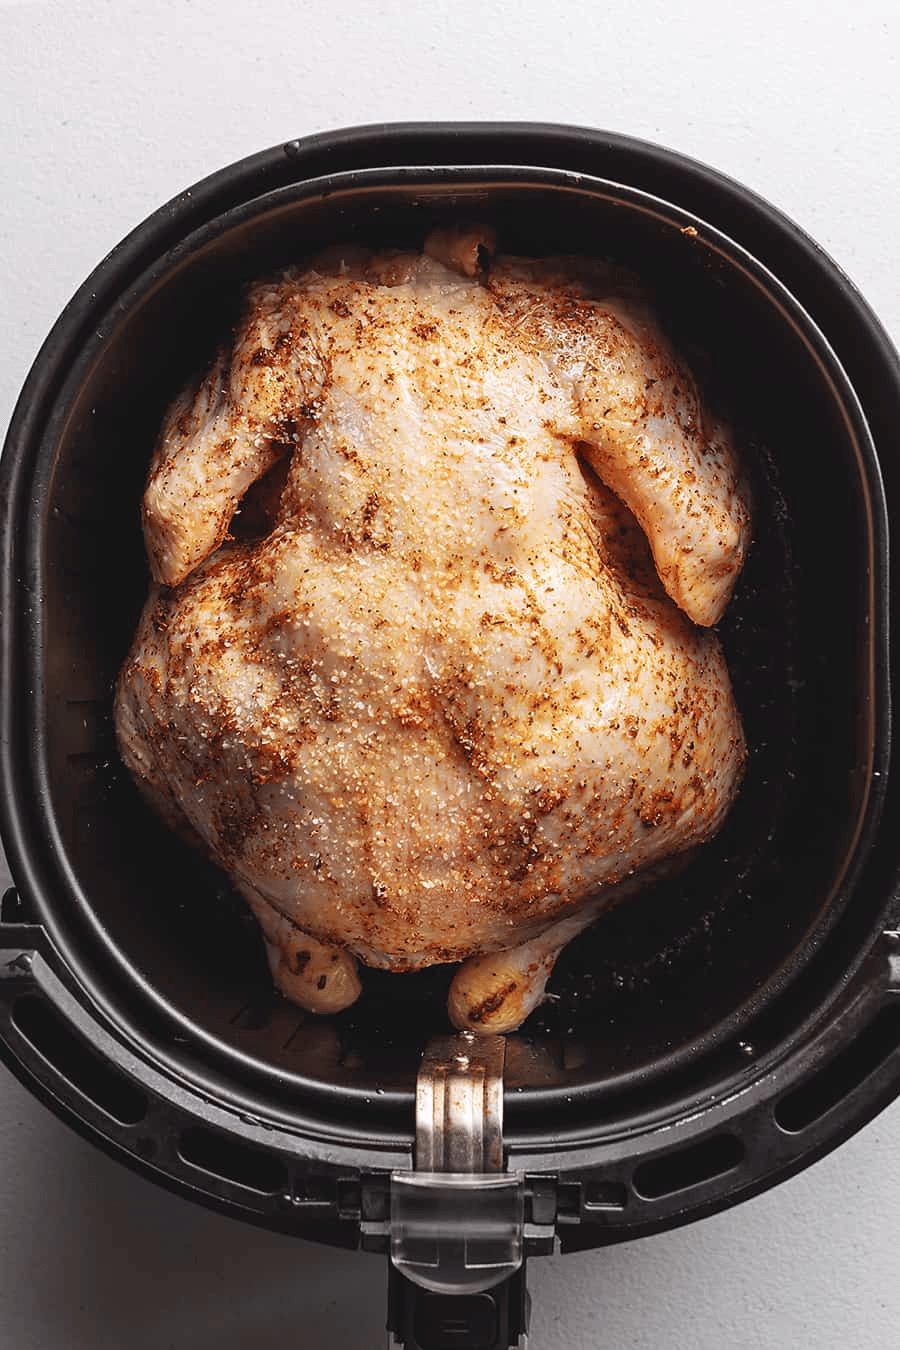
[387,1032,529,1349]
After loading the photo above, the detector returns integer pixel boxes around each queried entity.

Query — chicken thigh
[115,232,751,1034]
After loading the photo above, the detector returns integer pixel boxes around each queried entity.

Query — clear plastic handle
[390,1170,525,1295]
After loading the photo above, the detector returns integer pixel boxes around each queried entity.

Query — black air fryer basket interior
[2,126,900,1264]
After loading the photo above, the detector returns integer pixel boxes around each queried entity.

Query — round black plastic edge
[7,161,894,1139]
[555,1043,900,1254]
[1,927,898,1256]
[1,123,899,1157]
[0,998,382,1253]
[6,119,899,453]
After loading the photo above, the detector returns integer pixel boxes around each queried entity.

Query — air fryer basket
[2,126,900,1300]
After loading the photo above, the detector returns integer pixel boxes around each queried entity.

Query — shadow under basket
[2,123,900,1345]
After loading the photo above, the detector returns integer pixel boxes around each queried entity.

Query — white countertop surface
[3,2,900,1346]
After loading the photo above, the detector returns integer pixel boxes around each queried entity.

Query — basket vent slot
[178,1126,287,1195]
[774,1004,900,1133]
[11,993,148,1126]
[632,1133,744,1200]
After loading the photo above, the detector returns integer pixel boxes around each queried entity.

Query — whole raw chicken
[114,227,751,1034]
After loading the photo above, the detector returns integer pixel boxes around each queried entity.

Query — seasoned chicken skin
[115,234,750,1033]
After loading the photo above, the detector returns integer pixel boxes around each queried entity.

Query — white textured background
[3,1,900,1345]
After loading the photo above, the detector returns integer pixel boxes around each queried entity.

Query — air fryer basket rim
[9,160,892,1117]
[1,125,900,1224]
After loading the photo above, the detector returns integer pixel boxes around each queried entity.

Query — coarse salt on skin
[115,228,750,1034]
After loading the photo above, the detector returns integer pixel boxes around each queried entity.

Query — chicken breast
[115,231,750,1034]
